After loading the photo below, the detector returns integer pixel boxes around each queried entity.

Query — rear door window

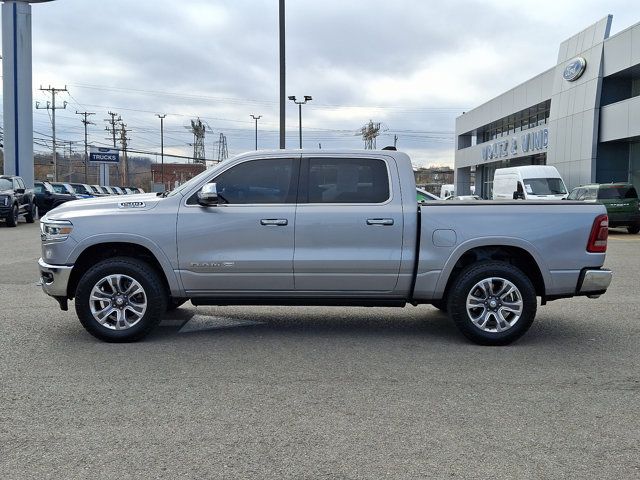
[304,158,390,203]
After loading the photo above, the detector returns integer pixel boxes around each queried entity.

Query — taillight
[587,214,608,253]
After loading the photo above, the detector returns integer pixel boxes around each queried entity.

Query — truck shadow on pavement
[138,305,597,347]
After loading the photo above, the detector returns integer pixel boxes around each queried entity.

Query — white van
[440,184,455,199]
[492,165,568,200]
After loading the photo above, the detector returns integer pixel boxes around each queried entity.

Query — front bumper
[577,268,613,298]
[0,205,12,218]
[38,258,73,297]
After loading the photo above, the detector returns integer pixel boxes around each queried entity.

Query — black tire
[166,298,188,311]
[25,202,36,223]
[431,300,448,313]
[75,257,167,342]
[6,204,18,227]
[447,261,537,346]
[628,224,640,235]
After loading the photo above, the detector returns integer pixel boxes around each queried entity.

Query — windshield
[52,184,66,194]
[165,166,215,197]
[0,178,12,190]
[523,178,567,195]
[598,186,638,200]
[71,184,90,195]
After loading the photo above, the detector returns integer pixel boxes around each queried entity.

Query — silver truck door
[294,155,403,292]
[177,157,299,294]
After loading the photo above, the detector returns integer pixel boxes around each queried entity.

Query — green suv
[567,183,640,234]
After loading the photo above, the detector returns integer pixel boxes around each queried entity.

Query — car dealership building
[454,15,640,198]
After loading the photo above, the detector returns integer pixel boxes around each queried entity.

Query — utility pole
[76,111,95,184]
[250,115,261,150]
[119,123,131,186]
[103,111,121,185]
[156,114,166,189]
[279,0,285,149]
[35,85,67,181]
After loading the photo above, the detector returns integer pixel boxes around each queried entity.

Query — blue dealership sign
[89,147,120,163]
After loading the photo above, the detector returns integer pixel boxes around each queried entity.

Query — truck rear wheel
[75,257,167,342]
[447,261,537,346]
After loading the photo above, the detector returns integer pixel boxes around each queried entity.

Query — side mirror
[16,188,25,194]
[513,191,525,200]
[197,183,220,206]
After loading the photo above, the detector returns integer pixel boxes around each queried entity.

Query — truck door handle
[260,218,288,226]
[366,218,394,226]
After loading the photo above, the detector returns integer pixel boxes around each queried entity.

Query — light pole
[288,95,312,149]
[250,114,261,150]
[156,114,166,190]
[279,0,285,149]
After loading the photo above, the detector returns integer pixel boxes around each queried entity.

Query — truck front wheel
[75,257,167,342]
[447,261,537,346]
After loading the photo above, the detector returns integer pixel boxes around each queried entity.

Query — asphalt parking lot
[1,221,639,479]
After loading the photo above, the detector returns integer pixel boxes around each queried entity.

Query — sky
[4,0,640,167]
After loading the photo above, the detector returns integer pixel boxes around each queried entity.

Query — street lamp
[250,114,262,150]
[156,114,166,190]
[288,95,312,149]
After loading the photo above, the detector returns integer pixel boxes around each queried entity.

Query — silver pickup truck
[38,150,612,345]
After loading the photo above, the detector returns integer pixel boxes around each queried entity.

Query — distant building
[150,163,206,191]
[455,16,640,198]
[414,167,455,196]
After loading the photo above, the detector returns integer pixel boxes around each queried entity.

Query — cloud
[7,0,639,167]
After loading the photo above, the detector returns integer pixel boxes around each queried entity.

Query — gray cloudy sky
[13,0,640,166]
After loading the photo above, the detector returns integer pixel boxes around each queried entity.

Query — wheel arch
[67,239,182,299]
[435,239,549,301]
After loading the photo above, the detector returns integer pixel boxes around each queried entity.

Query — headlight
[40,220,74,241]
[0,195,8,206]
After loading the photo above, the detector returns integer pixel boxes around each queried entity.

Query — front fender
[68,233,184,296]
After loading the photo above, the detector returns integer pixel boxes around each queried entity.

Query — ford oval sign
[563,57,587,82]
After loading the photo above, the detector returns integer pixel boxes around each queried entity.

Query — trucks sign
[89,147,120,163]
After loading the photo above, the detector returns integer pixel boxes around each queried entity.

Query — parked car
[38,150,613,346]
[446,195,482,201]
[440,184,455,199]
[416,188,441,202]
[0,175,36,227]
[51,182,89,199]
[70,183,96,197]
[493,165,568,200]
[101,186,117,195]
[88,185,108,196]
[567,183,640,234]
[34,181,75,215]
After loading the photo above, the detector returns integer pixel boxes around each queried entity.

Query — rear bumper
[38,258,73,297]
[608,212,640,227]
[576,268,613,298]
